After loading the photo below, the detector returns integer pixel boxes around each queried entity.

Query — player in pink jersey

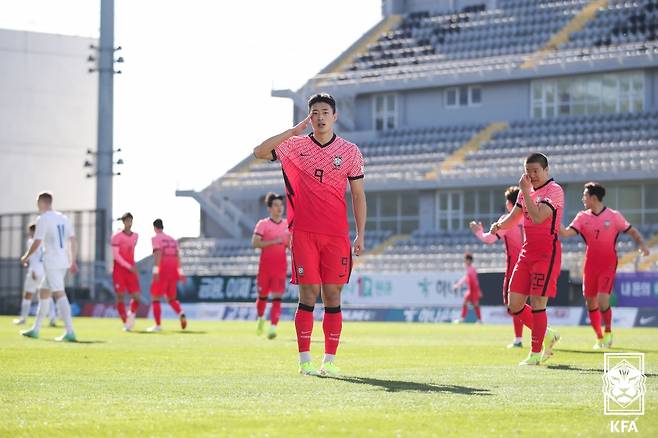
[252,192,290,340]
[560,182,650,349]
[470,186,526,348]
[148,218,186,332]
[452,253,483,324]
[111,212,141,331]
[490,153,562,366]
[253,93,367,377]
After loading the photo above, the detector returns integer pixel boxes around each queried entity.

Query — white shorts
[24,272,44,293]
[40,269,68,292]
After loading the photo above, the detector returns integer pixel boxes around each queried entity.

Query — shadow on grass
[130,330,207,335]
[611,347,658,354]
[554,348,605,355]
[36,338,107,344]
[546,363,658,377]
[326,376,492,395]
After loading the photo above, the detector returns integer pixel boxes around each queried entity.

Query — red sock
[474,305,482,321]
[256,296,268,318]
[601,307,612,333]
[117,301,127,323]
[461,304,468,319]
[513,316,524,338]
[169,299,182,315]
[509,304,534,330]
[295,304,314,353]
[130,298,139,314]
[271,298,281,325]
[531,308,547,353]
[153,301,162,326]
[323,306,343,355]
[589,307,603,339]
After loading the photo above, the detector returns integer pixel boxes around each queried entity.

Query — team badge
[333,156,342,169]
[297,266,304,277]
[604,220,611,229]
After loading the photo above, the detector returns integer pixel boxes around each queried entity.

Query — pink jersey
[456,265,481,294]
[516,178,564,246]
[152,231,179,280]
[111,230,138,270]
[254,217,289,275]
[568,207,631,267]
[494,213,524,269]
[273,133,364,237]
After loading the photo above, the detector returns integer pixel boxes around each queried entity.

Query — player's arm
[469,221,498,244]
[626,226,650,256]
[253,113,311,160]
[20,239,42,265]
[350,178,367,256]
[559,223,578,238]
[68,235,79,274]
[453,275,467,290]
[251,234,282,248]
[112,244,134,270]
[152,249,161,282]
[175,247,186,283]
[489,206,522,234]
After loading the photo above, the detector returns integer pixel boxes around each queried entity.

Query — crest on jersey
[333,155,342,169]
[604,220,611,229]
[297,266,304,277]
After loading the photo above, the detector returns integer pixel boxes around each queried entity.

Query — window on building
[446,85,482,108]
[373,93,397,131]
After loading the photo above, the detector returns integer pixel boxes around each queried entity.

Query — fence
[0,209,108,314]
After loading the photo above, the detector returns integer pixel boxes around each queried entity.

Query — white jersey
[34,210,75,270]
[26,238,45,276]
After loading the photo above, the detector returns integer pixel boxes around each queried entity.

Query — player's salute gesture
[253,113,312,160]
[291,113,312,136]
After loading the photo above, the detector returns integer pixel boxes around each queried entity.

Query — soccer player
[20,192,77,342]
[560,182,650,349]
[148,218,186,332]
[253,93,367,377]
[111,212,141,331]
[452,253,483,324]
[252,192,289,340]
[470,186,526,348]
[490,153,562,366]
[14,224,57,327]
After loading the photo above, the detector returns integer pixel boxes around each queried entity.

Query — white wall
[0,29,98,214]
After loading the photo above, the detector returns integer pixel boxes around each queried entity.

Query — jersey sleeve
[568,211,585,234]
[515,191,525,210]
[614,210,632,233]
[152,236,161,251]
[541,185,564,211]
[347,147,365,180]
[272,137,297,162]
[111,233,119,247]
[33,216,46,240]
[253,220,266,237]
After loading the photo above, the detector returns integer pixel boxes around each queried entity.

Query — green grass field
[1,316,656,437]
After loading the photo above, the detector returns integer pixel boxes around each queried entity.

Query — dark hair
[505,186,520,205]
[308,93,336,113]
[28,224,36,232]
[264,192,284,207]
[153,218,164,230]
[584,182,606,201]
[464,253,474,262]
[37,192,53,203]
[525,152,549,169]
[119,212,133,221]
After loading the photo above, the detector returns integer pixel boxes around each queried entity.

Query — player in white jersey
[13,224,57,326]
[20,192,78,342]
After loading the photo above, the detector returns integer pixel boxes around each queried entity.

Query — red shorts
[464,290,481,303]
[257,272,286,295]
[583,263,616,297]
[291,230,352,285]
[113,268,140,293]
[150,277,178,300]
[508,241,562,298]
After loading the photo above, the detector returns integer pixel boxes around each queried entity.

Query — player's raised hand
[353,234,365,257]
[469,221,483,234]
[519,174,532,192]
[291,113,312,136]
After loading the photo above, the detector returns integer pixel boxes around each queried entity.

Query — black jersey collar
[309,133,337,148]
